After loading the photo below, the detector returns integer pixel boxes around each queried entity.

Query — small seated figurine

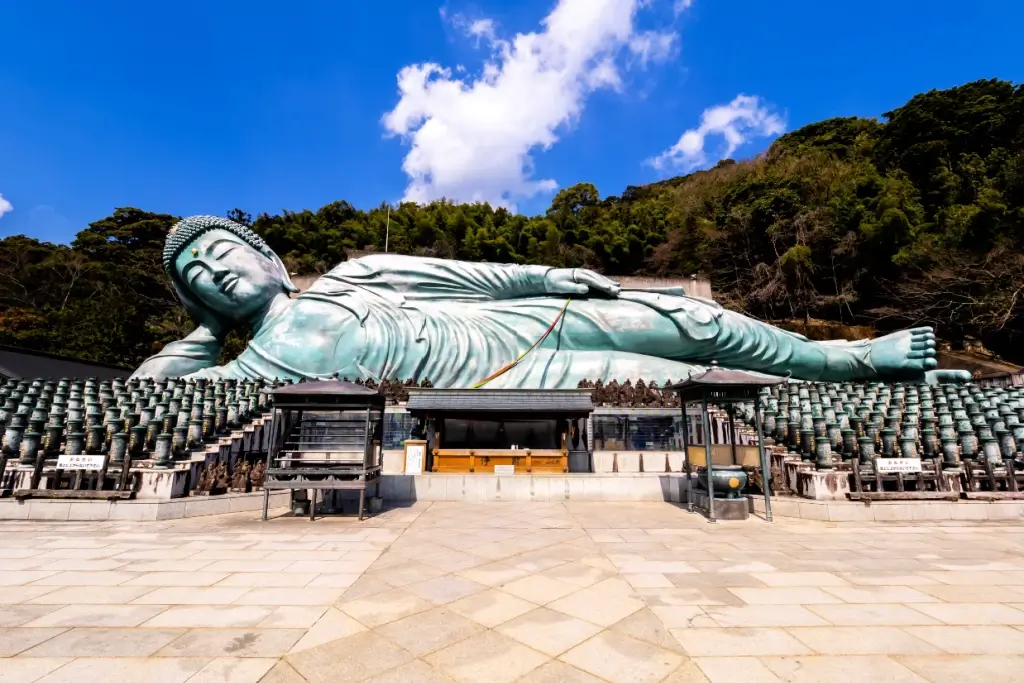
[131,216,970,388]
[212,461,230,492]
[194,464,212,493]
[249,460,267,489]
[230,460,251,492]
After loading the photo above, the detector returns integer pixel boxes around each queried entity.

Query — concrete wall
[616,275,713,300]
[751,496,1024,523]
[379,473,686,503]
[0,491,290,521]
[292,271,714,301]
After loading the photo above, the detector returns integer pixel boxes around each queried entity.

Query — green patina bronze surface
[131,216,971,387]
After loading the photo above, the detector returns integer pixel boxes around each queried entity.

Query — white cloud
[0,193,12,219]
[673,0,694,15]
[628,30,677,66]
[442,9,498,46]
[647,95,786,172]
[383,0,677,209]
[466,18,497,42]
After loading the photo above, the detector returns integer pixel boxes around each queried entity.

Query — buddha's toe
[909,338,936,353]
[907,328,937,366]
[909,356,937,370]
[868,326,940,378]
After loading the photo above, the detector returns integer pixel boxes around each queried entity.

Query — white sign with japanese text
[56,455,106,470]
[403,443,425,475]
[875,458,923,474]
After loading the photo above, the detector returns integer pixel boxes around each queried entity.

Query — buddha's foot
[866,327,939,380]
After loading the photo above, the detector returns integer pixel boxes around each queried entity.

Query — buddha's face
[174,229,283,319]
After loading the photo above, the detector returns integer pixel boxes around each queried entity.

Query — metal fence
[590,415,687,451]
[383,412,416,449]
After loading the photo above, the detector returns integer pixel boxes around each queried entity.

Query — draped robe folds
[132,254,869,386]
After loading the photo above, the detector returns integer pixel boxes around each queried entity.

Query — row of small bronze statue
[330,376,679,408]
[325,377,435,405]
[575,379,683,408]
[192,458,267,495]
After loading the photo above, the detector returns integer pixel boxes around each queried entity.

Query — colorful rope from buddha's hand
[471,299,571,389]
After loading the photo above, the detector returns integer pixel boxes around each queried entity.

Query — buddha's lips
[220,275,239,294]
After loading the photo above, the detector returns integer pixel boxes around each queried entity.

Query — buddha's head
[164,216,298,333]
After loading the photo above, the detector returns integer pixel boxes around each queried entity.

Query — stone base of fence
[0,490,290,522]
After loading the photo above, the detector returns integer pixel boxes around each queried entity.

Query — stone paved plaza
[1,502,1024,682]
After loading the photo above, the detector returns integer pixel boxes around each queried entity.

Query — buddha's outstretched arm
[130,328,222,380]
[132,328,305,382]
[182,340,315,382]
[323,254,556,301]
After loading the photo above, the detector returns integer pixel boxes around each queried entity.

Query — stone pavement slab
[495,607,602,656]
[0,628,67,657]
[375,607,484,657]
[425,630,549,683]
[35,657,209,683]
[1,501,1024,681]
[22,627,184,658]
[559,630,683,682]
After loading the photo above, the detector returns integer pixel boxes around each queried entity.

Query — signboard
[57,455,106,470]
[875,458,923,474]
[494,465,515,476]
[403,441,426,475]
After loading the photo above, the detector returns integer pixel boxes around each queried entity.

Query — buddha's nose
[211,265,230,282]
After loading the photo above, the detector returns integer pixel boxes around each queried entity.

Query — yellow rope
[471,299,571,389]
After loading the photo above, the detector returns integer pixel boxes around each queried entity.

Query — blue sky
[1,0,1021,244]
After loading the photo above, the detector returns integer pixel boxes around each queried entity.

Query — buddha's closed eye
[214,244,238,260]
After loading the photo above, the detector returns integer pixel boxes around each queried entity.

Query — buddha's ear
[264,248,300,294]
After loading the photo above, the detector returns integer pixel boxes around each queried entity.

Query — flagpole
[385,206,390,253]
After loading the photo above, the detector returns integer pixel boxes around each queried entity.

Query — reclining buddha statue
[131,215,969,387]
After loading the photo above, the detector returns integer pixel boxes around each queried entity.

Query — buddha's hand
[544,268,621,297]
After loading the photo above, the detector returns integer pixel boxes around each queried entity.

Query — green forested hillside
[2,78,1022,368]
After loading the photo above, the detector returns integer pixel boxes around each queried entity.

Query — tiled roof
[271,380,386,408]
[406,389,595,414]
[668,367,785,402]
[0,345,131,381]
[272,380,379,396]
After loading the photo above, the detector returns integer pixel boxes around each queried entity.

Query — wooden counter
[431,448,568,473]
